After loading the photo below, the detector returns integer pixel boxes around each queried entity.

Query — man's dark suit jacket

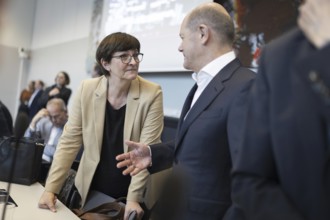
[149,58,255,220]
[28,89,43,121]
[38,85,71,108]
[231,27,330,220]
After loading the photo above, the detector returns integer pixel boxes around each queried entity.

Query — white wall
[1,0,35,47]
[28,0,94,113]
[0,0,36,118]
[31,0,93,49]
[142,73,193,118]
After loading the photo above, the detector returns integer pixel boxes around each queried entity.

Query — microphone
[1,112,27,220]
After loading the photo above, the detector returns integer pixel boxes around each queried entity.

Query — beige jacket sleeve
[124,76,164,203]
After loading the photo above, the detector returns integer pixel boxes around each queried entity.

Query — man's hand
[30,108,48,130]
[38,191,57,212]
[116,140,151,176]
[298,0,330,49]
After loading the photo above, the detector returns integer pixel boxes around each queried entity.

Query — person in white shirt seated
[25,98,68,162]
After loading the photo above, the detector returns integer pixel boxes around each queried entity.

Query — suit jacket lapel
[177,84,198,134]
[175,58,241,152]
[124,77,140,152]
[93,76,107,153]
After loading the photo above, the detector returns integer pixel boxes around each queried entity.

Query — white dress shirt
[190,51,236,108]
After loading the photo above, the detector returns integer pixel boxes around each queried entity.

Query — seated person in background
[39,71,72,108]
[24,98,68,162]
[20,80,35,106]
[28,79,45,121]
[38,32,165,220]
[0,100,13,137]
[14,80,35,132]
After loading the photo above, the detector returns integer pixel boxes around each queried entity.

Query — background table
[0,181,79,220]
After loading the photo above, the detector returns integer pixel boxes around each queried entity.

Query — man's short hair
[186,3,235,46]
[47,98,67,112]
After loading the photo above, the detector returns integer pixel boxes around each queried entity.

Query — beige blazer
[45,75,164,206]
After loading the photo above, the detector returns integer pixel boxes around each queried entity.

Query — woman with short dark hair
[39,32,164,220]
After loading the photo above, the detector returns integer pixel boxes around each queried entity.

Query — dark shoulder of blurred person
[0,100,13,137]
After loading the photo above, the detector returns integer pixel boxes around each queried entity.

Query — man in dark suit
[28,79,44,121]
[229,0,330,219]
[116,2,255,219]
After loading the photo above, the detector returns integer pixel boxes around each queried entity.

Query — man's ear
[199,24,209,44]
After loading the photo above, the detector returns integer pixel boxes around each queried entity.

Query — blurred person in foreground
[0,100,13,137]
[227,0,330,219]
[38,32,164,220]
[117,2,255,220]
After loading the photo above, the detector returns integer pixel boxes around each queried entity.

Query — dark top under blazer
[231,27,330,220]
[149,58,256,220]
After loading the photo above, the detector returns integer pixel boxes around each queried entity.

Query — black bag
[0,136,44,185]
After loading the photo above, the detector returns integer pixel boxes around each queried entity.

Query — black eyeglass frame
[111,53,144,64]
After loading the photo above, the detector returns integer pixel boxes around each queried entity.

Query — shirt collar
[192,51,236,84]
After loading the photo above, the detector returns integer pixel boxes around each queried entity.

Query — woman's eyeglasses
[112,53,144,64]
